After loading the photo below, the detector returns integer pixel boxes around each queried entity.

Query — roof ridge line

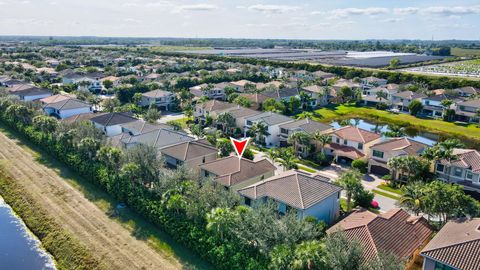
[295,174,304,209]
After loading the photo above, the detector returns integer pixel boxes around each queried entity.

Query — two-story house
[454,99,480,123]
[435,148,480,193]
[43,98,93,120]
[213,106,261,132]
[278,118,333,156]
[420,94,462,119]
[140,89,176,110]
[228,80,255,93]
[391,91,427,113]
[325,126,382,164]
[160,140,218,172]
[90,112,138,137]
[421,218,480,270]
[260,87,300,102]
[301,85,329,107]
[194,100,236,124]
[368,138,428,176]
[244,112,295,147]
[189,82,227,100]
[453,86,479,98]
[238,170,342,224]
[200,156,276,191]
[6,84,52,101]
[360,76,388,89]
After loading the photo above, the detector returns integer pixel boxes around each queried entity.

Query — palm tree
[387,157,403,181]
[299,91,313,110]
[297,111,314,120]
[376,90,388,101]
[312,131,331,153]
[441,99,453,120]
[335,169,363,212]
[399,182,425,216]
[266,148,280,163]
[277,148,298,171]
[292,241,327,270]
[206,207,236,240]
[250,122,270,146]
[217,112,236,134]
[287,131,311,156]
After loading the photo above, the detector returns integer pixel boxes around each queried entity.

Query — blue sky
[1,0,479,40]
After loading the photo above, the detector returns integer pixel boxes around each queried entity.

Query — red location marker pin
[230,137,250,159]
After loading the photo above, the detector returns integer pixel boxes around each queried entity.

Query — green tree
[325,231,363,270]
[399,182,425,215]
[292,241,327,270]
[277,148,298,171]
[312,132,331,153]
[32,115,58,134]
[217,112,236,134]
[102,97,120,112]
[287,131,311,156]
[216,138,234,157]
[408,100,423,116]
[389,57,400,68]
[103,79,113,89]
[233,96,252,108]
[335,169,363,212]
[206,207,238,240]
[249,122,270,146]
[144,105,161,123]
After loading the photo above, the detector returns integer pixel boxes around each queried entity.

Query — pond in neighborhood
[0,197,56,270]
[330,119,438,146]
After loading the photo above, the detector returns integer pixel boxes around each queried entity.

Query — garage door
[370,165,390,176]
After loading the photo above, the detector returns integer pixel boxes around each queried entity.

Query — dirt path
[0,131,183,270]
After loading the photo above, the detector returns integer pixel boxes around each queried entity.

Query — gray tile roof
[238,170,341,209]
[121,128,194,149]
[246,111,294,126]
[90,112,138,126]
[120,120,172,134]
[279,118,332,134]
[160,140,217,161]
[261,88,299,99]
[44,98,91,111]
[142,89,175,98]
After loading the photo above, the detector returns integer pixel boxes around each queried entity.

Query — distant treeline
[1,36,480,54]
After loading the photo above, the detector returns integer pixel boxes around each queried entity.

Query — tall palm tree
[277,148,298,171]
[387,157,403,181]
[266,148,280,163]
[312,131,331,153]
[399,182,425,216]
[216,112,236,134]
[335,169,363,212]
[299,91,313,110]
[376,90,388,101]
[250,122,270,146]
[287,131,311,156]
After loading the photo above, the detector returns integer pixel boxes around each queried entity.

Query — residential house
[140,89,176,110]
[361,85,398,107]
[40,94,75,105]
[434,148,480,193]
[189,82,226,100]
[228,80,254,92]
[62,72,103,93]
[160,140,218,171]
[391,91,427,112]
[311,70,335,81]
[454,99,480,123]
[327,208,433,264]
[213,106,261,132]
[361,76,388,89]
[62,112,101,124]
[278,118,333,156]
[0,77,24,87]
[421,218,480,270]
[200,156,276,190]
[238,93,269,110]
[453,86,479,98]
[261,87,300,102]
[90,112,138,136]
[43,98,93,119]
[368,138,428,176]
[301,85,328,107]
[120,119,172,136]
[194,100,236,124]
[325,126,382,164]
[238,170,342,224]
[7,84,52,101]
[244,111,295,147]
[421,94,461,119]
[120,128,194,150]
[100,76,121,87]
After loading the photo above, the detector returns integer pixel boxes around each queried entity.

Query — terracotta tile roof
[196,100,236,112]
[201,156,275,187]
[326,143,365,159]
[160,140,217,161]
[333,126,381,143]
[421,218,480,270]
[327,208,432,262]
[440,149,480,173]
[142,89,174,98]
[371,138,427,156]
[239,93,269,104]
[237,170,341,210]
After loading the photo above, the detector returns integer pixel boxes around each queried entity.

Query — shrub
[353,189,374,208]
[351,159,368,173]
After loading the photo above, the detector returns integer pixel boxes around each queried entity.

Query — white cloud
[145,1,171,8]
[383,18,403,23]
[423,6,480,16]
[177,4,218,12]
[247,4,301,14]
[124,18,142,23]
[330,7,389,18]
[393,7,418,15]
[310,11,325,15]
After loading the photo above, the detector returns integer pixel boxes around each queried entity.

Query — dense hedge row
[0,171,104,270]
[0,113,267,269]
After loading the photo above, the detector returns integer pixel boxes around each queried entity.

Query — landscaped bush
[351,159,368,173]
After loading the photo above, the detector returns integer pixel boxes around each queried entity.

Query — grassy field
[167,117,192,130]
[313,104,480,147]
[451,47,480,57]
[372,189,401,200]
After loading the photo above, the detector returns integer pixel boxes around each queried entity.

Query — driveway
[157,112,185,123]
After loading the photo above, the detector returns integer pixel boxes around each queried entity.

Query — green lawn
[451,47,480,57]
[167,117,192,129]
[297,164,316,173]
[377,184,404,196]
[372,189,401,200]
[313,104,480,145]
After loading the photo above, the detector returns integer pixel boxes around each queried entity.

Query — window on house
[202,157,206,163]
[466,171,473,180]
[246,120,252,126]
[343,139,348,145]
[280,128,288,134]
[336,137,340,144]
[358,143,363,150]
[434,261,455,270]
[373,150,384,158]
[436,164,445,172]
[204,170,209,177]
[454,168,462,177]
